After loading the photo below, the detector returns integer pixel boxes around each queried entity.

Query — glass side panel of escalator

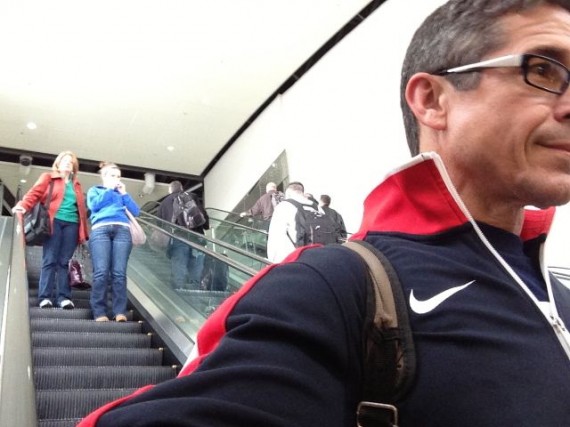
[127,215,269,342]
[139,212,270,272]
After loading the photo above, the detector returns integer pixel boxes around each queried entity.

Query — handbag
[125,208,147,246]
[23,180,55,246]
[69,258,91,289]
[69,244,91,289]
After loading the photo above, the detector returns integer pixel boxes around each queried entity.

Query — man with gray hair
[240,181,284,230]
[81,1,570,425]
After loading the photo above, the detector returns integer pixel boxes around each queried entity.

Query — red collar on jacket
[353,153,555,242]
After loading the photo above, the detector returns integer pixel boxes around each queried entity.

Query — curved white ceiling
[0,0,372,181]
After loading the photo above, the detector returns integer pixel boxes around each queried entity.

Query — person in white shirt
[267,181,322,262]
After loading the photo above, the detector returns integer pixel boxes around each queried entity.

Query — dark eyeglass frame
[434,53,570,95]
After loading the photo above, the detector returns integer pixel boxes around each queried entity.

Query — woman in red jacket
[13,151,89,309]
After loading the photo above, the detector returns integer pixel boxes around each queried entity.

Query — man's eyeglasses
[434,53,570,95]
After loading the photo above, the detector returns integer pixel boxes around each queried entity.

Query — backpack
[287,199,338,246]
[172,191,207,229]
[271,191,285,208]
[343,240,416,427]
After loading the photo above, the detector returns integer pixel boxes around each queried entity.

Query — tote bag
[125,209,146,246]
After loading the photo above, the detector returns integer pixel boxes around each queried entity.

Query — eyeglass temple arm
[439,54,523,75]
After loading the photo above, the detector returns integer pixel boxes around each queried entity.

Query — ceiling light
[166,146,175,152]
[26,122,37,130]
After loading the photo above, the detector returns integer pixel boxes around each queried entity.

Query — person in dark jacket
[158,180,209,288]
[319,194,347,242]
[13,151,89,309]
[79,1,570,426]
[240,182,284,230]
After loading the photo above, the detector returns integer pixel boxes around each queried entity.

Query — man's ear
[405,73,448,131]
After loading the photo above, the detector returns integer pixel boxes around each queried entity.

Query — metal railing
[0,215,38,427]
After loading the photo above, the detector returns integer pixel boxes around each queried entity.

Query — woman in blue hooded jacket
[87,162,140,322]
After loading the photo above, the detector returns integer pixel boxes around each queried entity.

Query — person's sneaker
[95,315,109,322]
[59,299,75,309]
[115,314,127,322]
[39,299,53,309]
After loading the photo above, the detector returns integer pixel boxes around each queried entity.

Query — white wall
[204,0,569,268]
[203,96,286,206]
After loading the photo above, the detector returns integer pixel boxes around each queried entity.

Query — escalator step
[29,288,92,300]
[31,318,142,334]
[36,388,138,420]
[32,332,152,349]
[35,366,177,390]
[38,419,82,427]
[30,307,93,320]
[33,347,164,367]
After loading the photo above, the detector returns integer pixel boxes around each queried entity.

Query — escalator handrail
[0,214,38,427]
[139,211,270,264]
[139,211,270,265]
[206,209,268,236]
[205,206,236,217]
[206,207,270,232]
[137,213,270,274]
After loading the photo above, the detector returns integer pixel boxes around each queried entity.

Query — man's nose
[553,89,570,121]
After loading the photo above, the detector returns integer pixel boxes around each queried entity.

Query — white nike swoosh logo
[409,280,475,314]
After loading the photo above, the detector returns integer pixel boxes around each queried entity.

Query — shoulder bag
[24,180,55,246]
[125,208,147,246]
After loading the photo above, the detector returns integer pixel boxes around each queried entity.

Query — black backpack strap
[343,240,416,427]
[284,198,308,247]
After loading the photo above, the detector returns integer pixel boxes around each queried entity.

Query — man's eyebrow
[528,46,568,62]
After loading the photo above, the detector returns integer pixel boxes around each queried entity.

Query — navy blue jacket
[81,153,570,426]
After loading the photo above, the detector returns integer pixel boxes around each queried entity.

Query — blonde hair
[52,151,79,175]
[98,161,121,177]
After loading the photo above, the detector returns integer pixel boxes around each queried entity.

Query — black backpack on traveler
[172,191,207,229]
[286,199,338,246]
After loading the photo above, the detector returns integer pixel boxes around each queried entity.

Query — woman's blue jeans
[38,219,79,304]
[88,224,132,319]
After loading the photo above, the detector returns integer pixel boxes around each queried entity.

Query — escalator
[1,213,267,426]
[27,245,178,426]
